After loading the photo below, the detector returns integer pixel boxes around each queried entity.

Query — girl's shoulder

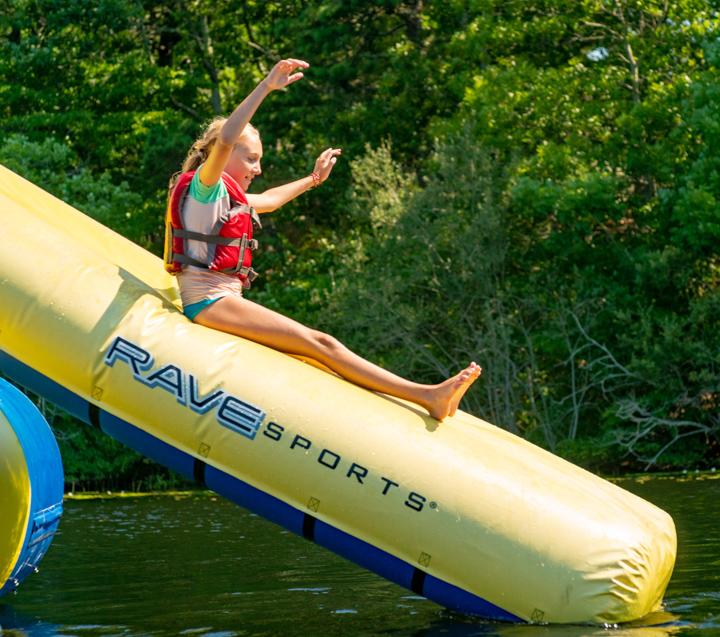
[188,168,228,205]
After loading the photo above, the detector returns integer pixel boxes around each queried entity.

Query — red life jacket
[163,171,261,284]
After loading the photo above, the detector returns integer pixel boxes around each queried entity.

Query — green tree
[321,0,720,470]
[0,134,158,248]
[1,0,718,475]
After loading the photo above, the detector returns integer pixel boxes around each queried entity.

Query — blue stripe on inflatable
[313,518,521,621]
[205,467,519,620]
[0,376,64,598]
[207,465,307,536]
[0,349,521,621]
[423,575,520,620]
[97,410,196,482]
[314,520,418,591]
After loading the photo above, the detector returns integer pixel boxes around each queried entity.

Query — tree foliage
[1,0,718,483]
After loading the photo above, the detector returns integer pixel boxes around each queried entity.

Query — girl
[166,58,481,421]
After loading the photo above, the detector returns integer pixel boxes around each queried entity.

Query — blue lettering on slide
[104,337,432,512]
[187,373,225,414]
[217,395,265,438]
[259,421,431,513]
[104,335,264,440]
[104,335,154,378]
[144,364,186,405]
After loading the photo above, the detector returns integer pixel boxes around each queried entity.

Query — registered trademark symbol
[430,501,437,509]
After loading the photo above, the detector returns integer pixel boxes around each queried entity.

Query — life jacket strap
[249,207,262,229]
[172,228,258,250]
[215,234,258,279]
[171,253,210,269]
[171,230,259,281]
[226,203,262,229]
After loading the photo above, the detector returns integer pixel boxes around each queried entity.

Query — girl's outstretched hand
[314,148,342,183]
[264,58,309,91]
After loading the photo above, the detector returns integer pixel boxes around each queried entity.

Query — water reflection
[415,615,684,637]
[0,474,717,637]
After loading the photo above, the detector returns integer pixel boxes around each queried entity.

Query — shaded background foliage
[0,0,718,488]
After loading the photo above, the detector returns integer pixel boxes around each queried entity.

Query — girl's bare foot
[425,362,482,421]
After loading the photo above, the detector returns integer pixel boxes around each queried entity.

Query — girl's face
[226,134,263,191]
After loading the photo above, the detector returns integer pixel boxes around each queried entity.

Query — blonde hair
[169,119,260,190]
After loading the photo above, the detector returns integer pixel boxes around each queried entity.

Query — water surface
[1,473,718,636]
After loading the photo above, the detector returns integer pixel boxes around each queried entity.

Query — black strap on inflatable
[193,458,207,488]
[411,568,426,596]
[302,514,316,542]
[88,403,100,428]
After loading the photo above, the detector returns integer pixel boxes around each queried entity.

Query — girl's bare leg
[195,295,481,421]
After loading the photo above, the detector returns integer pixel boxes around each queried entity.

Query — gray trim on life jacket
[172,202,261,281]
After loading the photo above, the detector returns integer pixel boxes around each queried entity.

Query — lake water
[1,473,719,637]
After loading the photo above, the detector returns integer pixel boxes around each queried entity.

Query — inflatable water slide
[0,164,676,623]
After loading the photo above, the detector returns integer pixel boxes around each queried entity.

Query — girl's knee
[311,330,345,354]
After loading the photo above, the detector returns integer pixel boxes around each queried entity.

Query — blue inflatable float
[0,377,64,598]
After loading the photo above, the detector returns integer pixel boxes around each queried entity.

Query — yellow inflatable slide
[0,164,676,623]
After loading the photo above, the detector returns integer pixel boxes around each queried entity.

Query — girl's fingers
[284,58,309,68]
[315,149,342,178]
[275,59,308,77]
[268,59,309,88]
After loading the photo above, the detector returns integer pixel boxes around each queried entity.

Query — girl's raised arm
[198,59,309,188]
